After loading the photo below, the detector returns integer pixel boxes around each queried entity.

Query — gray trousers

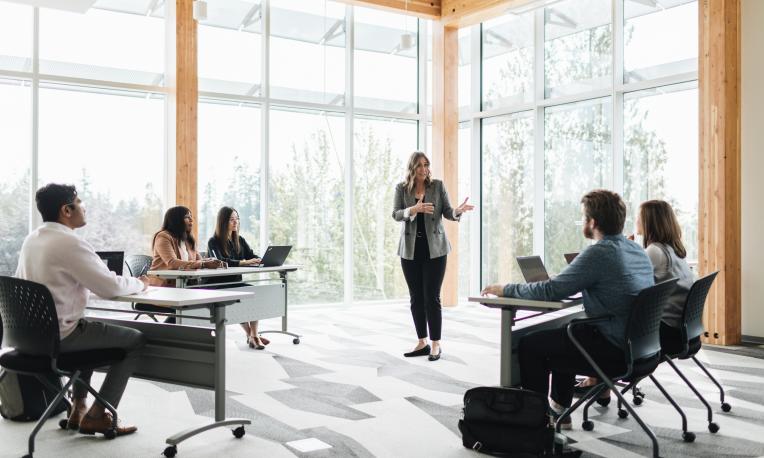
[59,319,146,409]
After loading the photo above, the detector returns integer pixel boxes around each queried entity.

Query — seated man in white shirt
[15,183,149,437]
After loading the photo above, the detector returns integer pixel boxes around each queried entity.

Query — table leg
[164,303,250,452]
[259,271,300,343]
[500,309,516,388]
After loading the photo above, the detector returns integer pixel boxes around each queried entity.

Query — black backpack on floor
[458,386,560,457]
[0,369,68,422]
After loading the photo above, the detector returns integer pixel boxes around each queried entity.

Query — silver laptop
[516,256,550,283]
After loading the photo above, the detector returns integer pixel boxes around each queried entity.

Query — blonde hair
[639,200,687,259]
[403,151,431,194]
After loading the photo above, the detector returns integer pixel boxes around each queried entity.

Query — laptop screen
[96,251,124,276]
[516,256,550,283]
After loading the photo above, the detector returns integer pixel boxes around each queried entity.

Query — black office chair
[125,255,158,322]
[0,276,125,457]
[554,279,678,458]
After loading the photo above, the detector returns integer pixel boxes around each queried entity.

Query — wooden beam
[174,0,198,237]
[337,0,441,20]
[699,0,741,345]
[441,0,528,28]
[432,22,459,307]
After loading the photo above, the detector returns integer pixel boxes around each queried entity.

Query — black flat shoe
[428,350,442,361]
[404,345,430,357]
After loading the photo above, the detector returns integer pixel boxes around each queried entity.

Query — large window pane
[544,98,612,274]
[198,0,262,95]
[624,0,698,83]
[270,0,345,105]
[623,84,698,261]
[458,28,472,115]
[544,0,611,98]
[354,7,417,113]
[0,81,31,275]
[482,113,534,285]
[457,123,472,300]
[352,117,417,302]
[38,86,165,255]
[198,100,262,249]
[0,2,32,73]
[40,7,164,85]
[269,108,344,304]
[482,12,533,110]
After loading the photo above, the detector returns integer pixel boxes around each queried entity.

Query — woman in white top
[637,199,695,354]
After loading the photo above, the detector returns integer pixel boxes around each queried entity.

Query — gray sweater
[645,243,694,328]
[503,234,655,348]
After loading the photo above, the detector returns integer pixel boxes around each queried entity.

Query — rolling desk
[147,265,301,343]
[468,296,585,387]
[90,287,254,457]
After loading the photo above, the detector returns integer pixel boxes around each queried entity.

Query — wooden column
[699,0,741,345]
[173,0,198,235]
[432,22,460,307]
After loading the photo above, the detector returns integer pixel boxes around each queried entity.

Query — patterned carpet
[2,302,763,458]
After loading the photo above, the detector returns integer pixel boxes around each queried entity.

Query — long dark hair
[639,200,687,259]
[153,206,195,250]
[214,206,240,257]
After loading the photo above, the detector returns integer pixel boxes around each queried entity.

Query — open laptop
[96,251,124,276]
[564,252,579,264]
[516,255,582,300]
[256,245,292,268]
[516,255,550,283]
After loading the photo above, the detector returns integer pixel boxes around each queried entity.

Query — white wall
[741,0,764,339]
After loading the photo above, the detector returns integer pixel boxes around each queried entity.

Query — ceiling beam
[336,0,442,20]
[440,0,530,28]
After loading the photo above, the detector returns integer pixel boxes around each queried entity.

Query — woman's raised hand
[455,197,475,216]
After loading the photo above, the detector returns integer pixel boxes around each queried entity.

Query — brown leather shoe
[259,336,270,346]
[66,403,88,430]
[79,411,137,437]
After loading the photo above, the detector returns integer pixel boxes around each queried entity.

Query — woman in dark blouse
[208,206,269,349]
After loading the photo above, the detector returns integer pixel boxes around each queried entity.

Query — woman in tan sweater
[138,206,223,322]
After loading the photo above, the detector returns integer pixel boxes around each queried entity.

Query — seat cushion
[625,353,661,381]
[0,348,126,374]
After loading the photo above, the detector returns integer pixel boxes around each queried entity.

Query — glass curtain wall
[0,1,166,274]
[196,1,422,305]
[474,0,699,289]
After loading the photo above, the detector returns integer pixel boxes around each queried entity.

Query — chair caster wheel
[103,428,117,440]
[293,338,300,345]
[23,455,32,458]
[233,426,245,438]
[58,418,68,429]
[618,409,629,419]
[708,422,720,433]
[596,397,611,407]
[721,402,731,412]
[682,431,696,443]
[633,396,643,406]
[163,445,178,457]
[582,420,594,431]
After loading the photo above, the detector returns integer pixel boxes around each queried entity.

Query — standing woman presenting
[392,151,474,361]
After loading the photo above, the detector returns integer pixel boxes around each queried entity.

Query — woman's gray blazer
[392,179,461,260]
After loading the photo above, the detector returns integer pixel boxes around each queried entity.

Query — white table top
[148,264,301,279]
[108,287,254,308]
[468,295,582,311]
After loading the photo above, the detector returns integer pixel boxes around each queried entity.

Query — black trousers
[518,324,626,407]
[400,235,447,341]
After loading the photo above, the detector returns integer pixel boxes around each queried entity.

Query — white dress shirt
[15,222,145,338]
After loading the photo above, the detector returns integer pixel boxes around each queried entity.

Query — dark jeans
[519,324,626,407]
[400,235,447,341]
[59,319,146,408]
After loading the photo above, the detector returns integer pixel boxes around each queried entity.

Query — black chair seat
[0,348,126,373]
[626,353,662,381]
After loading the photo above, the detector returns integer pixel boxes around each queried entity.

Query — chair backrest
[681,271,719,341]
[625,278,679,361]
[0,276,60,357]
[125,254,152,278]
